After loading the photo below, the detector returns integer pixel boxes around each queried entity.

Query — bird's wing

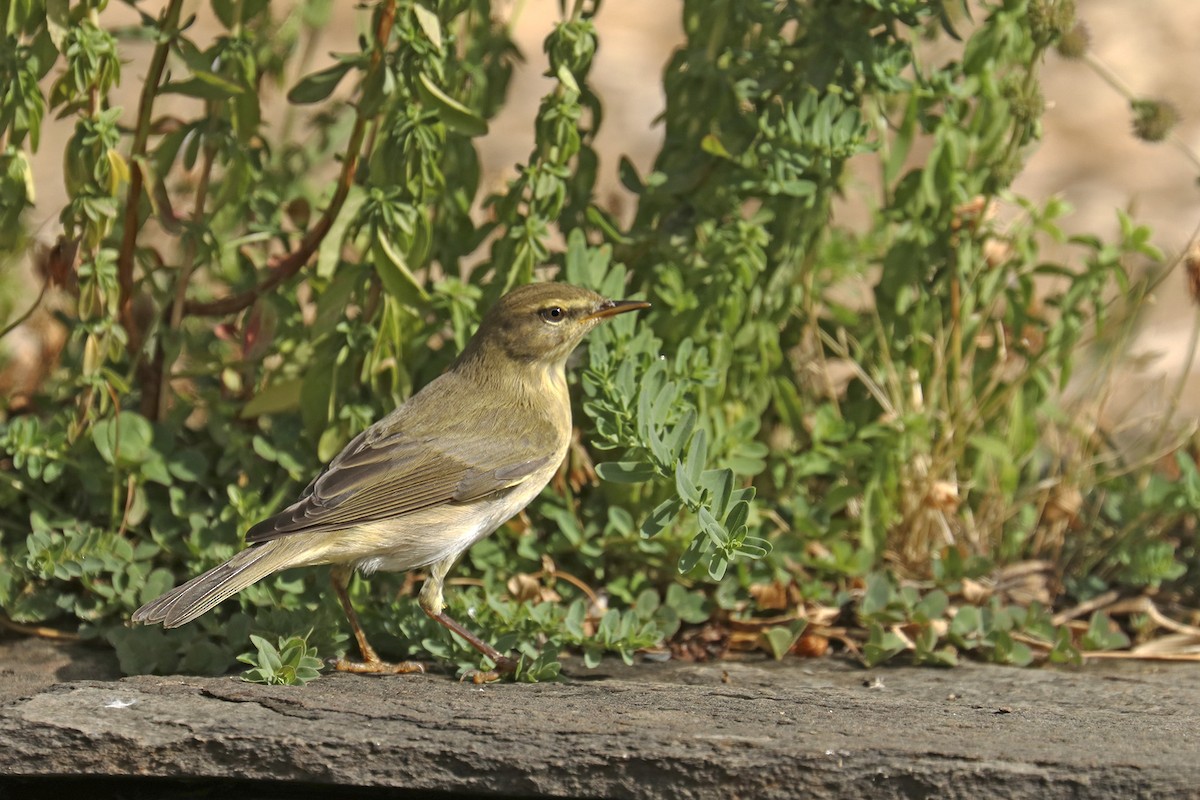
[244,423,558,543]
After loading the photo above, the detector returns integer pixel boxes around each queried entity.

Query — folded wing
[245,421,557,543]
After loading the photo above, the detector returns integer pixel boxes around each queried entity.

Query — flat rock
[1,636,1198,799]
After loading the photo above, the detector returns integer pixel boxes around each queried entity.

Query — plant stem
[182,0,398,318]
[0,274,49,341]
[115,0,184,356]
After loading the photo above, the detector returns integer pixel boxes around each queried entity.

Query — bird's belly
[336,476,552,575]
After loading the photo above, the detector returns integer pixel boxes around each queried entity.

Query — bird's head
[458,282,650,369]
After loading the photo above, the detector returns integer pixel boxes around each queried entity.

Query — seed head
[1185,240,1200,307]
[1029,0,1077,48]
[1055,21,1091,59]
[1131,98,1180,143]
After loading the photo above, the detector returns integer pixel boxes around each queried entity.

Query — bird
[133,282,650,678]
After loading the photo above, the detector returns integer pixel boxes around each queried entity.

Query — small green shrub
[1,0,1194,677]
[239,633,324,686]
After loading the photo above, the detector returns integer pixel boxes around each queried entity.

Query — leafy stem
[181,0,398,318]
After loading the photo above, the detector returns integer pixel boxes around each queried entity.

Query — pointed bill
[584,299,651,321]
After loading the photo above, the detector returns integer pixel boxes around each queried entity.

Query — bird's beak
[584,299,651,321]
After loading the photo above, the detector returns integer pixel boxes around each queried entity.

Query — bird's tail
[132,538,320,628]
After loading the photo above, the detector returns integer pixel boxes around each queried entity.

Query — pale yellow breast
[292,362,573,575]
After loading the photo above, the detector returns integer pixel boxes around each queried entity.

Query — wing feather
[245,399,560,543]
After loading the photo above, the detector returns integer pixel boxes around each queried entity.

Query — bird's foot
[334,656,425,675]
[462,653,519,684]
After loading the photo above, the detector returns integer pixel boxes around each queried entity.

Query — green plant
[239,632,324,686]
[1,0,1194,679]
[855,570,1082,668]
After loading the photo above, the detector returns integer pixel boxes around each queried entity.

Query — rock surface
[1,636,1198,799]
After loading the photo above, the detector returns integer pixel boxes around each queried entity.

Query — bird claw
[334,656,425,675]
[464,669,501,684]
[462,653,519,684]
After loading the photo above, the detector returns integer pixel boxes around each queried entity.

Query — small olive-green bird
[133,282,649,676]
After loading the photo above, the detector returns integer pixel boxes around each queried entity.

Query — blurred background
[7,0,1200,434]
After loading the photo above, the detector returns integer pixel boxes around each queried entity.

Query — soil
[1,634,1198,800]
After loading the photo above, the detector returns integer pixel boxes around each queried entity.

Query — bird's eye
[539,306,566,324]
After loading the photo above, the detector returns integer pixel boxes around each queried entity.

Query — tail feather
[132,539,319,628]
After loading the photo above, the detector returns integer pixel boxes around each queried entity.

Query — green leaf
[617,156,643,194]
[674,461,701,506]
[180,640,234,676]
[371,229,430,304]
[317,187,367,280]
[596,461,657,483]
[1178,450,1200,509]
[165,448,207,483]
[641,498,681,537]
[302,0,333,26]
[863,623,908,667]
[913,589,949,622]
[161,72,246,100]
[1081,611,1130,652]
[723,499,750,535]
[736,535,769,560]
[46,0,69,52]
[317,426,347,463]
[707,550,729,581]
[583,646,602,668]
[762,621,806,660]
[288,62,354,104]
[665,583,709,623]
[555,63,580,95]
[241,379,304,418]
[772,377,805,432]
[697,506,727,548]
[664,409,697,462]
[699,133,733,160]
[139,454,172,486]
[685,428,707,486]
[91,413,155,467]
[585,205,632,244]
[645,426,672,469]
[950,605,983,640]
[417,72,488,137]
[413,4,443,51]
[678,532,710,574]
[1048,625,1082,665]
[859,573,894,620]
[914,627,958,667]
[884,92,918,186]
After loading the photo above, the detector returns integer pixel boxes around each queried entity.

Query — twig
[0,614,81,641]
[529,568,600,607]
[0,274,50,341]
[1081,651,1200,662]
[1129,633,1200,656]
[1050,589,1120,626]
[1102,596,1200,638]
[116,473,137,539]
[1010,631,1054,651]
[445,577,486,588]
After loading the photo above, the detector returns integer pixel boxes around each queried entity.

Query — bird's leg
[420,556,518,682]
[331,566,424,675]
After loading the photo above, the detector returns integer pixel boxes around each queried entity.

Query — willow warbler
[133,282,649,676]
